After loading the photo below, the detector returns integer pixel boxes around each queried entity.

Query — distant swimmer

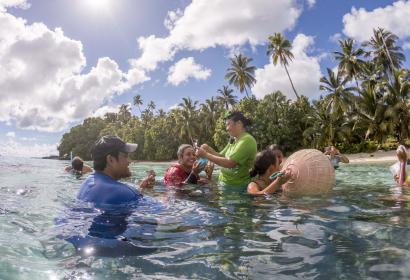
[64,156,93,175]
[392,145,409,187]
[324,146,349,169]
[77,135,154,205]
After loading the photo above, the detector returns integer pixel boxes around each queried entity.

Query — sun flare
[82,0,112,12]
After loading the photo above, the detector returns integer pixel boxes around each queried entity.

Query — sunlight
[82,0,112,13]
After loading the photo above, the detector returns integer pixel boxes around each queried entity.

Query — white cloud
[91,103,132,118]
[0,10,148,132]
[403,42,410,50]
[252,34,323,100]
[0,138,57,157]
[167,57,211,86]
[343,1,410,42]
[0,0,30,11]
[6,131,15,137]
[329,33,342,43]
[130,0,303,73]
[307,0,316,9]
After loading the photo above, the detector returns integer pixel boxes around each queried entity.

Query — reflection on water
[1,156,410,279]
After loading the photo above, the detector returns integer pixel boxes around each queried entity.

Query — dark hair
[225,111,252,128]
[93,150,120,171]
[250,149,277,177]
[71,156,84,171]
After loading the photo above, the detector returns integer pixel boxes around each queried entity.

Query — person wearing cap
[77,135,155,205]
[196,111,257,187]
[163,144,213,187]
[64,156,93,175]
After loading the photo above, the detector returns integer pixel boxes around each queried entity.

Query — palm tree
[320,68,355,118]
[200,97,220,136]
[225,54,256,97]
[217,86,237,109]
[384,69,410,143]
[133,94,143,114]
[118,104,132,124]
[334,38,366,87]
[178,97,199,143]
[364,28,405,78]
[147,101,156,112]
[267,33,299,99]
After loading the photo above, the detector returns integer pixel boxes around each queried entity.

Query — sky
[0,0,409,157]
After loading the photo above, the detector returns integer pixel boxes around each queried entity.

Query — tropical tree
[177,97,199,143]
[384,69,410,143]
[225,54,256,97]
[147,101,156,112]
[118,104,132,124]
[133,94,143,114]
[200,97,220,142]
[364,28,405,78]
[267,33,299,99]
[320,68,355,117]
[217,85,237,109]
[334,38,366,87]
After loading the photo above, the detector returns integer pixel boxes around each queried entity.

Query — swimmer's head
[250,149,278,177]
[396,145,408,160]
[71,156,84,172]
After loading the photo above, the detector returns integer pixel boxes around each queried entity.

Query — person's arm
[200,144,224,157]
[82,164,93,173]
[339,154,349,163]
[64,166,72,172]
[247,179,281,195]
[197,147,237,168]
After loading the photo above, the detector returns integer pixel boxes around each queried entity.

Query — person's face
[110,152,131,179]
[273,150,284,165]
[179,147,196,169]
[225,119,243,138]
[329,146,337,156]
[267,161,280,175]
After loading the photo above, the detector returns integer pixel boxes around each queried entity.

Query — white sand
[345,150,397,164]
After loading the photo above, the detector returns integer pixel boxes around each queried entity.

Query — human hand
[200,144,215,154]
[196,147,207,158]
[192,161,203,175]
[140,170,156,188]
[279,169,292,183]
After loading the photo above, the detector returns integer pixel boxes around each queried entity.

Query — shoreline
[344,150,397,164]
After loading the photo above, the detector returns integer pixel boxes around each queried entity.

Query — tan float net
[282,149,335,196]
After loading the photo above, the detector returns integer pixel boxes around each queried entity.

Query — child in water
[247,149,291,195]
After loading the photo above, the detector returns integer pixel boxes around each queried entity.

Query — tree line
[58,28,410,161]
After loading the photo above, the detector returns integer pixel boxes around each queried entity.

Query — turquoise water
[1,156,410,279]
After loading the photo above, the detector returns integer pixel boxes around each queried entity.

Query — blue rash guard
[77,172,142,205]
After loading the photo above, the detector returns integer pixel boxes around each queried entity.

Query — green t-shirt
[218,132,257,187]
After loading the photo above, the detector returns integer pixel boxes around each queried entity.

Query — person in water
[77,135,154,205]
[196,111,257,187]
[64,156,93,175]
[394,145,409,187]
[247,149,291,195]
[163,144,213,187]
[324,146,349,169]
[269,144,285,167]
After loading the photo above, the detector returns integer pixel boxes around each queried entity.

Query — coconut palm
[147,101,156,112]
[225,54,256,97]
[267,33,299,99]
[334,38,366,87]
[384,69,410,143]
[118,104,132,124]
[364,28,405,78]
[178,97,199,143]
[320,68,355,118]
[217,86,237,109]
[200,97,220,136]
[133,94,143,114]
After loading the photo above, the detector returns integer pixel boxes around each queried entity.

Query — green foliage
[59,27,410,160]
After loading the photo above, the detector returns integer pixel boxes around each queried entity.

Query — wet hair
[250,149,277,177]
[225,111,252,128]
[177,144,193,159]
[71,157,84,172]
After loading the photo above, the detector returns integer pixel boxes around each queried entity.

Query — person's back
[77,172,142,205]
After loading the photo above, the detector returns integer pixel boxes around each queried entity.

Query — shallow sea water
[0,156,410,280]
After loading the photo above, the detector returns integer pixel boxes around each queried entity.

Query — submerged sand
[345,150,397,164]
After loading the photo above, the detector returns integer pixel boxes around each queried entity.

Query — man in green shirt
[196,111,257,187]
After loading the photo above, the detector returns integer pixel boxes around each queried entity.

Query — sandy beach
[345,150,397,164]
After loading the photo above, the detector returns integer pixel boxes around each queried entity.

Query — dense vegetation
[58,28,410,160]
